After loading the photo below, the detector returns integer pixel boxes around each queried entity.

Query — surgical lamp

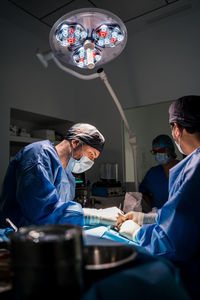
[36,8,139,191]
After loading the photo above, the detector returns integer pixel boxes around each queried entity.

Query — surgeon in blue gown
[139,134,179,209]
[119,96,200,299]
[0,123,105,228]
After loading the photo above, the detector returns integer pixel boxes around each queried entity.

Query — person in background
[0,123,105,228]
[118,95,200,299]
[139,134,179,210]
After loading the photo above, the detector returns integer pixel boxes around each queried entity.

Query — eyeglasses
[150,148,167,155]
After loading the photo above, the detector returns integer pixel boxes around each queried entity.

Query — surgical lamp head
[49,8,127,69]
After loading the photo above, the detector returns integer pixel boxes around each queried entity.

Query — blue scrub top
[136,147,200,261]
[0,140,84,228]
[135,147,200,299]
[139,165,169,208]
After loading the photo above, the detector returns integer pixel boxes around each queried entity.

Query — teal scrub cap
[152,134,176,158]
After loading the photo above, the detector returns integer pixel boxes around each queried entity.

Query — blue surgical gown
[139,165,169,208]
[0,140,84,228]
[135,147,200,298]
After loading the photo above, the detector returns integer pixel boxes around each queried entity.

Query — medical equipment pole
[36,51,139,191]
[97,68,139,192]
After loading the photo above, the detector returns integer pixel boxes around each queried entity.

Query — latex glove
[123,211,144,226]
[120,211,157,226]
[83,207,124,226]
[119,220,141,241]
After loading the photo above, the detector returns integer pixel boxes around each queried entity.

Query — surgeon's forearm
[83,208,100,225]
[143,213,157,224]
[123,211,157,226]
[83,207,124,226]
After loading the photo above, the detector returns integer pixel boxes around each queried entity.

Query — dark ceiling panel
[167,0,179,2]
[42,0,94,26]
[8,0,188,28]
[91,0,167,22]
[9,0,74,19]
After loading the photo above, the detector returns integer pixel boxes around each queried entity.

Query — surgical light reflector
[49,8,127,69]
[73,46,101,69]
[93,24,124,48]
[55,23,87,48]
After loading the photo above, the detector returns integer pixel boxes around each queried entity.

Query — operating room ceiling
[7,0,192,28]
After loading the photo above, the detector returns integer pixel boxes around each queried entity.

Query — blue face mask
[67,155,94,173]
[67,144,94,174]
[155,153,170,165]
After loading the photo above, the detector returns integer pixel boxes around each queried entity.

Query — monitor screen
[73,172,86,188]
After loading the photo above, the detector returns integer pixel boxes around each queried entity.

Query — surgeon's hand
[83,207,124,226]
[116,213,126,227]
[99,207,125,226]
[117,211,144,226]
[117,211,157,227]
[125,211,144,225]
[119,220,141,241]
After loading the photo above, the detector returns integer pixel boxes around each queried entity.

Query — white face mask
[172,130,186,155]
[67,144,94,174]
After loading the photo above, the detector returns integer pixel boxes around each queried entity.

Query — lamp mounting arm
[36,50,139,191]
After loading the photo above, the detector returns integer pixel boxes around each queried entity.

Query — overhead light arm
[36,50,100,80]
[36,50,139,191]
[36,50,54,68]
[52,54,100,81]
[97,68,139,192]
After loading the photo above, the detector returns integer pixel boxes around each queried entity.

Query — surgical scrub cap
[169,95,200,128]
[152,134,176,157]
[65,123,105,152]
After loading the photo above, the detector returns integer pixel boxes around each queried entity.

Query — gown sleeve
[15,162,84,226]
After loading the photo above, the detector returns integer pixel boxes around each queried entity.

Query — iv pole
[36,50,139,191]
